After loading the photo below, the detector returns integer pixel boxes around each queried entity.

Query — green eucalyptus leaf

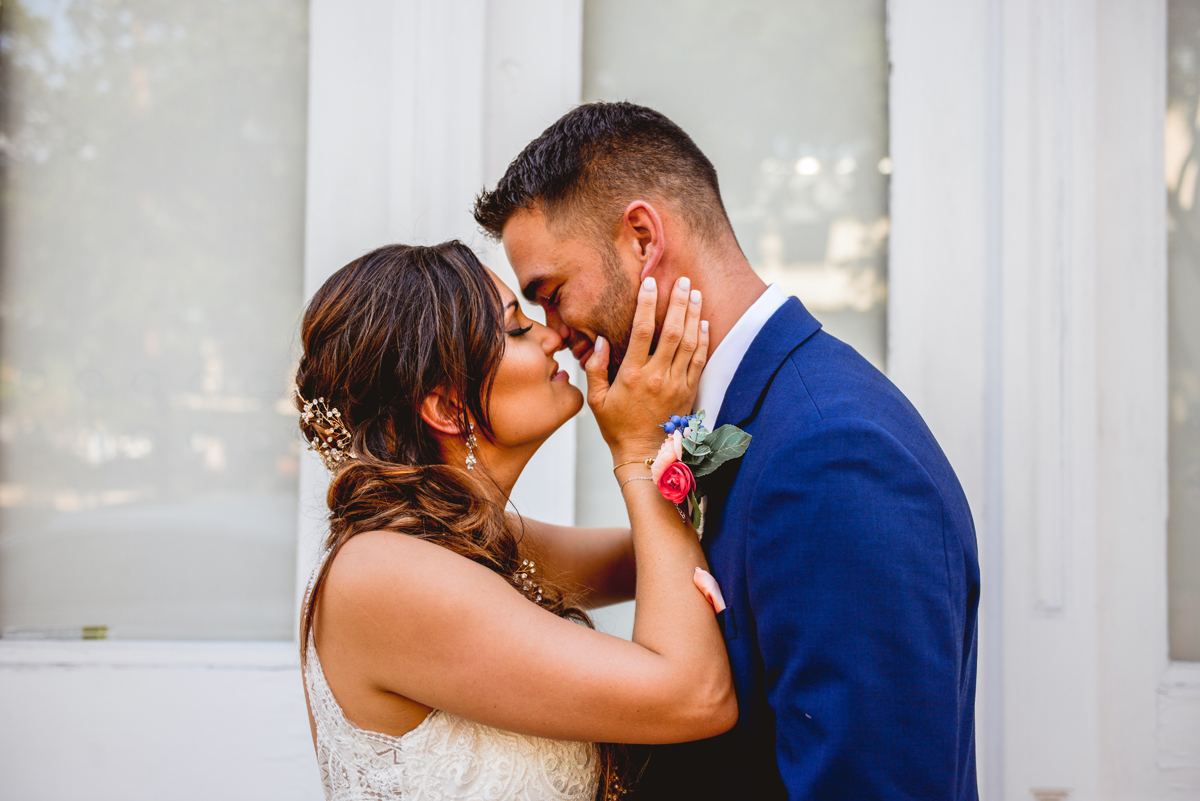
[690,426,752,477]
[708,425,752,458]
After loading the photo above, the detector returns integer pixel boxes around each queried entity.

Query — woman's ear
[419,389,464,436]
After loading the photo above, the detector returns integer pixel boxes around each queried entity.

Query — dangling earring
[465,422,478,470]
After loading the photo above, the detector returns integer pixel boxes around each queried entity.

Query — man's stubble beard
[592,245,639,384]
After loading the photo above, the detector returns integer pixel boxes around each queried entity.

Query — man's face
[501,206,640,375]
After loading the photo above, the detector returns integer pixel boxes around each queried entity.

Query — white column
[996,2,1102,798]
[298,0,585,605]
[887,0,996,792]
[482,0,583,527]
[890,0,1103,797]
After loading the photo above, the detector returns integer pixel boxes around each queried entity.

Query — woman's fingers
[651,277,693,368]
[623,277,660,367]
[694,567,727,613]
[583,336,611,411]
[592,274,702,463]
[671,286,703,378]
[688,319,709,389]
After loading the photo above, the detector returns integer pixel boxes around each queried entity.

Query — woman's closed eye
[504,298,534,337]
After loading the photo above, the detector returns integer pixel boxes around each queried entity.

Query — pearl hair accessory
[514,558,543,604]
[298,393,351,471]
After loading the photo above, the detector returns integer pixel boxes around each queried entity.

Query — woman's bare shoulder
[323,529,506,615]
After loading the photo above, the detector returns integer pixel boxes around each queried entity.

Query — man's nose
[543,306,571,341]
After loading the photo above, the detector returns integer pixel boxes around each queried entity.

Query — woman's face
[483,268,584,449]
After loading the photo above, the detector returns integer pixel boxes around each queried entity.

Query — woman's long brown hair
[295,241,629,800]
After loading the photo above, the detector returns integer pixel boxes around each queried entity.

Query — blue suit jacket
[634,298,979,800]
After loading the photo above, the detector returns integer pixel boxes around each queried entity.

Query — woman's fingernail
[594,336,605,353]
[701,320,709,333]
[678,276,690,292]
[690,289,702,305]
[642,276,656,292]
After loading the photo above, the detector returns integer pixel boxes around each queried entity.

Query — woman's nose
[543,324,566,354]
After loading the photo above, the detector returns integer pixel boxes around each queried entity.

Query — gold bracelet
[619,476,656,489]
[612,457,655,475]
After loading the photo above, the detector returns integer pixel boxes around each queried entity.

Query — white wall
[890,1,1199,798]
[0,643,320,801]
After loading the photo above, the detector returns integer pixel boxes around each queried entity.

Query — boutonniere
[651,410,751,534]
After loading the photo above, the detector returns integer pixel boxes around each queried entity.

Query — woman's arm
[317,276,734,745]
[320,521,731,744]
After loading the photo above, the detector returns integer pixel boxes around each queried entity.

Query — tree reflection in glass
[584,0,889,369]
[0,0,308,640]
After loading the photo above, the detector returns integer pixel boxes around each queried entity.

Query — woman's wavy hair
[295,241,630,799]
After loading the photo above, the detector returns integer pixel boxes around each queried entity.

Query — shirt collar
[693,284,788,423]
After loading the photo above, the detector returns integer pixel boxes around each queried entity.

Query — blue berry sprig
[660,413,702,434]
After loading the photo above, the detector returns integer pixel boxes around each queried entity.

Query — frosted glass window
[1167,1,1200,662]
[580,1,888,638]
[0,1,308,640]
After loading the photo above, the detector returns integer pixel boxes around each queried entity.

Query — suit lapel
[699,299,821,553]
[715,297,822,429]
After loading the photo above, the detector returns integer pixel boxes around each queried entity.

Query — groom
[475,102,979,800]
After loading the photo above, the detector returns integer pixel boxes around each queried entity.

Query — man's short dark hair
[474,102,732,249]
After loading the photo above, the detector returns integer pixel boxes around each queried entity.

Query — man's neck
[687,251,769,356]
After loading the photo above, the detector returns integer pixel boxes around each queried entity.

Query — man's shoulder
[736,329,962,503]
[754,330,926,437]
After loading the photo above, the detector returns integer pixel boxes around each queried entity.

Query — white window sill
[0,639,299,669]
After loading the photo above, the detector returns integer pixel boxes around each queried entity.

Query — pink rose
[651,430,683,483]
[657,461,696,504]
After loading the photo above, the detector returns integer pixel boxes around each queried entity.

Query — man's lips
[570,340,594,365]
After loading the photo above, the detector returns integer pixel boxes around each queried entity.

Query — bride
[294,240,735,800]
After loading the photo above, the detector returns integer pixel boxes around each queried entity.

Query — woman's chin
[564,385,585,416]
[549,386,586,431]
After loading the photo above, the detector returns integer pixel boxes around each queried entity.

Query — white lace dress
[304,633,600,800]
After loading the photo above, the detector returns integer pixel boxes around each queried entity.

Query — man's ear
[419,389,464,436]
[621,201,665,281]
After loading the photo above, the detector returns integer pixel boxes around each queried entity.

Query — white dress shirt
[693,283,788,424]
